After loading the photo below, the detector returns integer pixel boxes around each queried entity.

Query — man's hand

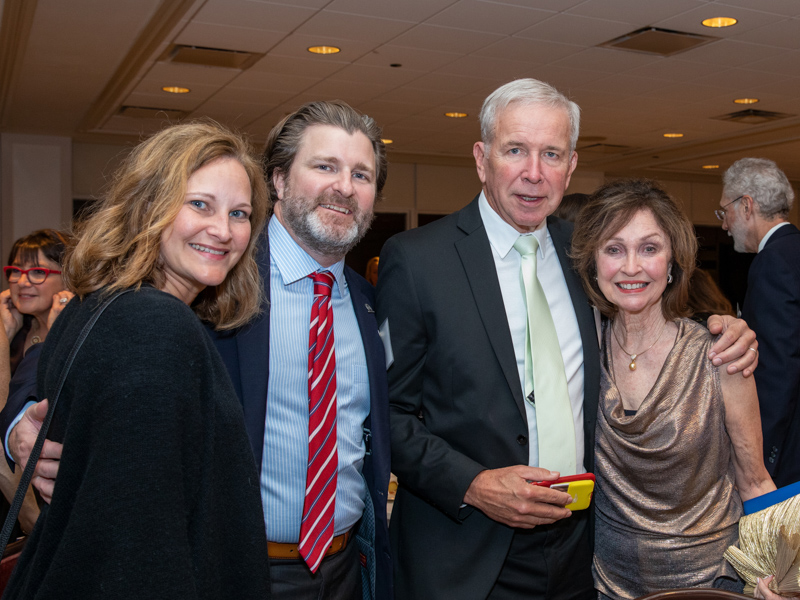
[9,399,62,503]
[463,465,573,528]
[707,315,758,377]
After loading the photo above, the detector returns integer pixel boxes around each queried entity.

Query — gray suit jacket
[376,197,600,599]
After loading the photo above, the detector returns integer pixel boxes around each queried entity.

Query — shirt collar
[268,215,347,293]
[758,221,790,253]
[478,190,551,260]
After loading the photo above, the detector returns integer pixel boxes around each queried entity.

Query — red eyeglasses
[3,266,62,285]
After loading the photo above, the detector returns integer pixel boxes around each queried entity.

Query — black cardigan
[3,287,270,599]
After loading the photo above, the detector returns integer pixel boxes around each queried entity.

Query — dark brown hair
[262,100,387,205]
[8,229,71,268]
[571,179,697,319]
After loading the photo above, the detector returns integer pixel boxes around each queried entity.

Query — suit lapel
[547,216,599,471]
[455,198,527,421]
[236,233,271,470]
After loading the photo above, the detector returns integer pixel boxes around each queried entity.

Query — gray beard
[280,194,375,259]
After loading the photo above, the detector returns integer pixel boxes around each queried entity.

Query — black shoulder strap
[0,288,134,556]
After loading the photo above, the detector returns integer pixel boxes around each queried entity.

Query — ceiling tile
[733,18,800,49]
[294,10,417,44]
[653,4,785,36]
[552,47,661,74]
[425,0,554,35]
[566,0,704,24]
[389,24,503,54]
[192,0,317,31]
[434,55,539,80]
[516,13,636,46]
[474,38,581,63]
[325,0,458,21]
[355,45,461,72]
[174,22,287,54]
[715,0,800,18]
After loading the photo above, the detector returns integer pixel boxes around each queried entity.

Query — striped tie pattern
[299,270,339,572]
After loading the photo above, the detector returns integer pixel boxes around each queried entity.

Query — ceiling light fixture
[307,45,341,55]
[702,17,737,28]
[381,139,393,144]
[162,86,190,94]
[702,165,719,169]
[663,133,684,138]
[734,98,759,104]
[445,112,468,118]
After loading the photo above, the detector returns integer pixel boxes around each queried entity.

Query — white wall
[0,134,72,263]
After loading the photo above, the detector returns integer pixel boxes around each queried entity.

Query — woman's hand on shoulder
[0,289,23,342]
[47,290,75,329]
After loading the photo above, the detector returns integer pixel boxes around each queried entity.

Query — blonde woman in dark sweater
[2,120,271,599]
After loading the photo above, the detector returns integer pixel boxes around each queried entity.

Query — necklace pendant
[629,354,637,371]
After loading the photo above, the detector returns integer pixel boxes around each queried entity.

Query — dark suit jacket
[211,233,393,600]
[741,223,800,488]
[376,197,600,599]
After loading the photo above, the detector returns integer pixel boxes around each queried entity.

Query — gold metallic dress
[593,318,742,599]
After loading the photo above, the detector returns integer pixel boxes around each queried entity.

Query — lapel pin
[365,303,375,313]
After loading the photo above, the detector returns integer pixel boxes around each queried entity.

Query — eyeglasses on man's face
[714,195,744,222]
[3,266,62,285]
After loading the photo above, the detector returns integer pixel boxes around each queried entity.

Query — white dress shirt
[479,192,585,473]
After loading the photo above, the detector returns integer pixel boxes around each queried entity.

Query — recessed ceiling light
[702,165,719,169]
[734,98,759,104]
[162,86,190,94]
[702,17,737,28]
[307,45,341,55]
[445,112,468,118]
[663,133,684,138]
[381,139,393,144]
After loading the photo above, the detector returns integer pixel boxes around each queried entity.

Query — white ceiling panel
[565,0,705,24]
[294,10,417,44]
[733,18,800,49]
[516,13,637,46]
[389,24,504,54]
[552,47,662,74]
[355,45,461,72]
[192,0,317,32]
[425,0,554,35]
[716,0,800,18]
[653,5,786,37]
[325,0,458,21]
[174,22,288,54]
[474,37,581,63]
[267,33,378,62]
[434,55,540,80]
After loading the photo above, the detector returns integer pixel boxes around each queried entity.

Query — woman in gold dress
[571,179,776,599]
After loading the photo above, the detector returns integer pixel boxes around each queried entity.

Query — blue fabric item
[743,480,800,515]
[0,343,43,470]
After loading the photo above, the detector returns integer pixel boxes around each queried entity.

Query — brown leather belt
[268,529,353,560]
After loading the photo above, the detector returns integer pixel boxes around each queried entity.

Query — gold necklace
[611,319,668,371]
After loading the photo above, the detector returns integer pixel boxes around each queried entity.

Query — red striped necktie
[298,270,338,572]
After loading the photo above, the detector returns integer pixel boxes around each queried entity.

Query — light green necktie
[513,234,577,475]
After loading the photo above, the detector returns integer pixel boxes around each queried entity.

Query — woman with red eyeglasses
[0,229,72,537]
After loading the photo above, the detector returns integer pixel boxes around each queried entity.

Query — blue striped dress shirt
[262,215,370,542]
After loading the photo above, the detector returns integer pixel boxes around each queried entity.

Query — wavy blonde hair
[64,119,269,330]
